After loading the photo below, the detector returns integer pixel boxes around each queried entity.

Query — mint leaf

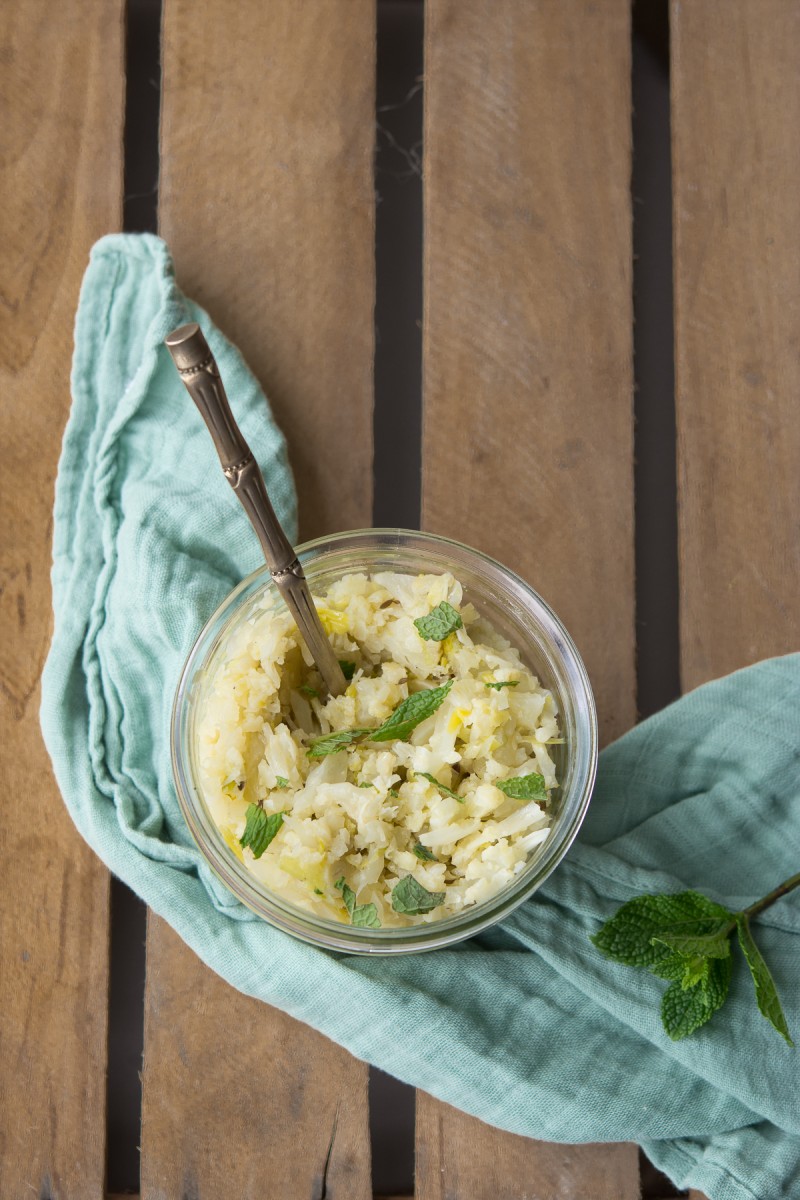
[416,771,463,802]
[300,684,319,698]
[661,955,732,1040]
[335,876,356,915]
[352,903,381,928]
[414,602,463,641]
[591,891,734,970]
[413,843,437,862]
[736,915,794,1046]
[652,922,733,960]
[370,681,454,743]
[275,776,289,790]
[334,876,381,928]
[485,680,519,690]
[496,773,547,802]
[391,875,445,915]
[339,659,356,681]
[308,683,453,757]
[307,728,371,758]
[239,806,284,859]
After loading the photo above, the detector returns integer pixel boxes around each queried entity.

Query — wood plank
[671,0,800,693]
[671,8,799,1200]
[419,0,638,1196]
[141,2,376,1196]
[416,1099,642,1200]
[0,3,124,1196]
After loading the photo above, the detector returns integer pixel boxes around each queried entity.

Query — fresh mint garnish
[307,683,453,757]
[485,679,519,690]
[414,601,463,641]
[413,843,437,862]
[416,771,463,802]
[239,806,284,859]
[334,877,381,928]
[339,660,356,681]
[307,728,372,758]
[592,877,798,1044]
[391,875,446,915]
[370,681,453,742]
[736,914,794,1045]
[496,773,547,802]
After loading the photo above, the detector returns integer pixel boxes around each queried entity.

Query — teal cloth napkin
[41,235,799,1200]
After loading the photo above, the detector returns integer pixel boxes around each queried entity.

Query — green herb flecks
[416,771,463,803]
[300,684,319,698]
[485,680,519,691]
[391,875,446,915]
[591,876,799,1044]
[339,660,356,681]
[275,776,289,790]
[496,773,547,802]
[334,877,381,929]
[413,843,437,862]
[414,601,463,642]
[239,806,285,859]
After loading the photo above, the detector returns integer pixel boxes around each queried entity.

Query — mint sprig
[239,806,285,859]
[414,601,463,641]
[591,875,798,1044]
[334,877,381,929]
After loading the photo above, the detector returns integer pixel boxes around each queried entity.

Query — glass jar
[171,529,597,954]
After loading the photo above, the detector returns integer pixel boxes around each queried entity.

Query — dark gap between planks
[632,3,685,1198]
[373,0,424,532]
[370,1,425,1196]
[632,0,681,725]
[107,0,162,1193]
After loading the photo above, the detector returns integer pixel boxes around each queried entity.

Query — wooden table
[2,2,797,1197]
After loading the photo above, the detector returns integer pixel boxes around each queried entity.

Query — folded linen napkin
[41,235,799,1200]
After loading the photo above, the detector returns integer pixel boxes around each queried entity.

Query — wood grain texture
[0,3,124,1196]
[159,0,376,542]
[141,921,372,1199]
[141,2,376,1196]
[422,0,636,748]
[418,1,638,1196]
[672,0,800,691]
[416,1097,640,1200]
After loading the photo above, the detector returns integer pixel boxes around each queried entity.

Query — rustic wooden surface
[139,2,376,1196]
[418,0,639,1195]
[672,0,800,693]
[0,3,124,1197]
[2,0,797,1196]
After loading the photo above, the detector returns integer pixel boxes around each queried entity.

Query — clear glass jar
[171,529,597,954]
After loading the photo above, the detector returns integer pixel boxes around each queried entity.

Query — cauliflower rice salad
[197,571,561,928]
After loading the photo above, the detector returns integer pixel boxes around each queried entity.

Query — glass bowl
[171,529,597,954]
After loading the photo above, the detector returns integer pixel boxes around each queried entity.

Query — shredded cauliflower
[197,572,560,928]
